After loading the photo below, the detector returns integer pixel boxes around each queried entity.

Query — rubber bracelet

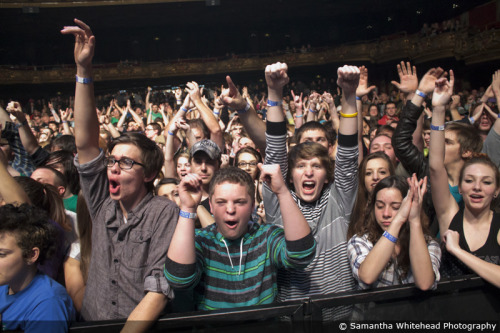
[213,111,220,116]
[430,124,445,131]
[356,96,361,101]
[180,107,188,113]
[339,112,358,118]
[167,131,174,136]
[75,75,93,84]
[309,108,316,113]
[62,121,68,124]
[179,210,197,219]
[266,100,282,107]
[295,114,303,118]
[415,90,427,98]
[469,117,475,124]
[238,102,251,113]
[383,231,398,243]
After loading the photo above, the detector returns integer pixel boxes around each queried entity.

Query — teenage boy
[62,19,178,332]
[164,167,316,309]
[262,63,360,320]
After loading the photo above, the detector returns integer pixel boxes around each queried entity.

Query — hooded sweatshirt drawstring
[221,238,244,275]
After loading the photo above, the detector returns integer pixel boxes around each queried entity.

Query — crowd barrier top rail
[69,275,500,332]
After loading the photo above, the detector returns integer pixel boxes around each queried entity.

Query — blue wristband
[430,124,445,131]
[309,108,316,113]
[180,107,188,113]
[415,90,427,99]
[179,210,197,219]
[469,117,475,124]
[75,75,93,84]
[382,231,398,243]
[167,131,174,136]
[266,100,282,107]
[356,96,361,101]
[295,114,303,118]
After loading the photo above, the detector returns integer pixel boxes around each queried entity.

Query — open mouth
[225,221,238,229]
[302,181,316,194]
[109,180,120,194]
[470,194,484,202]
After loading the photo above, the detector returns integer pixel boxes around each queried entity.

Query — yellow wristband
[339,112,358,118]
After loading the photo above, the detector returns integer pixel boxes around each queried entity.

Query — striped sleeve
[267,226,316,269]
[334,133,359,214]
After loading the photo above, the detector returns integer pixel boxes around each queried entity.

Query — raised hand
[60,108,70,121]
[185,81,203,103]
[450,95,461,108]
[432,70,454,107]
[291,90,303,109]
[492,69,500,94]
[337,65,360,96]
[265,62,289,91]
[259,163,288,196]
[356,65,376,97]
[60,19,95,68]
[418,67,446,95]
[408,174,427,224]
[442,229,461,254]
[219,76,247,110]
[178,173,203,210]
[391,61,418,94]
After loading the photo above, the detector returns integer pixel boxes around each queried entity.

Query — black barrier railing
[69,275,500,332]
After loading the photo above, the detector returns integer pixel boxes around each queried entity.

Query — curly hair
[0,203,58,265]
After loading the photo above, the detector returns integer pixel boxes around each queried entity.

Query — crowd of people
[0,18,499,332]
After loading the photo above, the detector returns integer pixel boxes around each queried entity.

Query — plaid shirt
[1,121,35,176]
[347,233,441,290]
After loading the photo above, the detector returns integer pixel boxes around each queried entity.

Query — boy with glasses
[62,19,178,332]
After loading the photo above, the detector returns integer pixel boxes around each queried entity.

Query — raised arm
[356,181,413,285]
[0,148,30,205]
[429,71,459,236]
[166,173,202,264]
[356,66,376,162]
[61,19,99,164]
[260,164,311,240]
[7,103,40,155]
[220,76,266,153]
[407,175,439,290]
[185,81,223,149]
[291,90,304,129]
[443,229,500,288]
[337,65,359,136]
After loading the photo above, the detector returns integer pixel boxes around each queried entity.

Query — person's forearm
[409,222,436,290]
[129,109,145,131]
[358,222,403,285]
[17,123,41,155]
[276,189,311,241]
[194,99,223,148]
[107,122,122,138]
[237,105,266,153]
[122,292,167,333]
[449,247,500,288]
[0,162,30,205]
[339,91,357,136]
[167,214,196,264]
[74,64,100,164]
[197,205,215,228]
[267,88,285,122]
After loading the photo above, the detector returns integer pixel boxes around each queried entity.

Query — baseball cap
[190,139,221,160]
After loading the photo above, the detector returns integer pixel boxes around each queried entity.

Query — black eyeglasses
[237,161,258,168]
[104,156,145,170]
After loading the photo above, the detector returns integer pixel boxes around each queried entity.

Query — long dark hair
[348,152,395,240]
[364,175,430,279]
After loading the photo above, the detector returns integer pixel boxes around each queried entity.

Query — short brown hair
[286,142,334,189]
[209,167,255,202]
[446,122,483,157]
